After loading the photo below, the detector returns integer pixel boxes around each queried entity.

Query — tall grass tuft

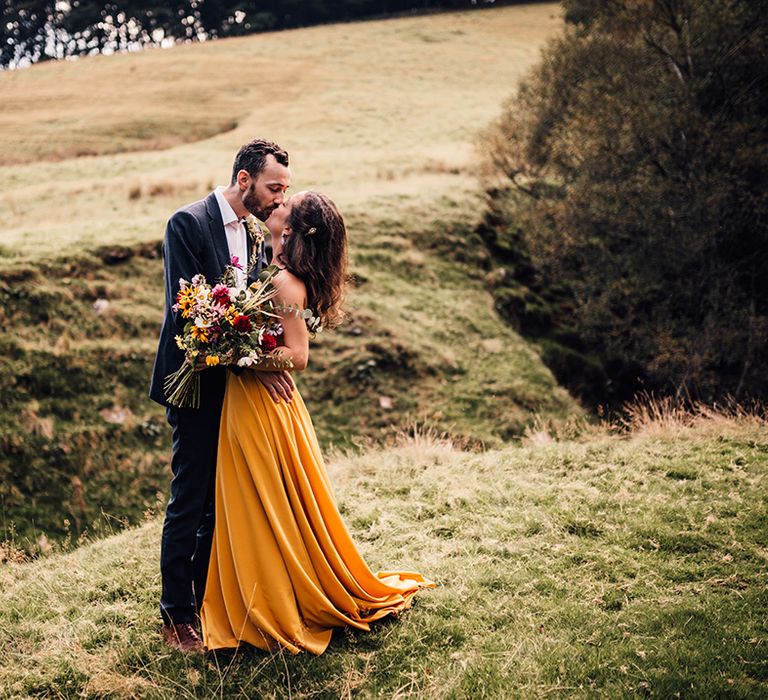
[619,391,767,437]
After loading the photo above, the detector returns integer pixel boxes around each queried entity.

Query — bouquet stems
[163,362,200,408]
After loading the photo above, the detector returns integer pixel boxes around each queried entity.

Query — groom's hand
[254,370,294,404]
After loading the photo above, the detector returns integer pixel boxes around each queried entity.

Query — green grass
[0,200,577,549]
[2,417,766,698]
[0,6,763,697]
[2,5,761,697]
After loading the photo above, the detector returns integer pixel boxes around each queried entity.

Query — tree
[482,0,768,402]
[2,1,52,67]
[1,0,509,69]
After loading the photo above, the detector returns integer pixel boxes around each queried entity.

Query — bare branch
[642,29,687,85]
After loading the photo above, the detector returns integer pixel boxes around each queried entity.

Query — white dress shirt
[214,186,248,290]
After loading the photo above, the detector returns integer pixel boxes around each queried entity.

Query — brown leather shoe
[161,622,204,654]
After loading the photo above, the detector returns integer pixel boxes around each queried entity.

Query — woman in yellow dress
[200,191,434,655]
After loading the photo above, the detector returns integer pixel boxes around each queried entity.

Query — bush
[481,0,768,402]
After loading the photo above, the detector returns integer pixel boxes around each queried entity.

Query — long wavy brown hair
[276,190,348,329]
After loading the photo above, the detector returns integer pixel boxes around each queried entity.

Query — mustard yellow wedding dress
[200,372,434,655]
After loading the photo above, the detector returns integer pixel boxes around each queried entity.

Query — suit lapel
[204,192,231,276]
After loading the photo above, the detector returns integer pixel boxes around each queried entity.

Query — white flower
[193,287,211,304]
[237,350,260,367]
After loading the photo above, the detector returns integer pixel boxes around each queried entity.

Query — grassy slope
[0,4,563,257]
[0,4,579,548]
[1,419,766,698]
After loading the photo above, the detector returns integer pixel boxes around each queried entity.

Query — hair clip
[306,227,317,236]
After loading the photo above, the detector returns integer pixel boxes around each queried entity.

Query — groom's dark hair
[230,139,289,184]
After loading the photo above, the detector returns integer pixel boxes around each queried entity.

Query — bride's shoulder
[272,268,306,304]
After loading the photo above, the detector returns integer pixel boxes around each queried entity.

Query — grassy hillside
[0,4,563,257]
[2,414,766,698]
[0,3,581,550]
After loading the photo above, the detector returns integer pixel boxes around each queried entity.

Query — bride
[200,190,434,655]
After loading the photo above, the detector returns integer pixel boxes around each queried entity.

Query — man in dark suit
[149,138,294,653]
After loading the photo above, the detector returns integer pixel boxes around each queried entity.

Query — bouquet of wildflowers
[163,258,290,408]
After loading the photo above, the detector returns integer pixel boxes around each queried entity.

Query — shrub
[481,0,768,402]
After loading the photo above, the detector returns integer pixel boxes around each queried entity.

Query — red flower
[211,283,231,307]
[233,314,252,333]
[261,334,277,352]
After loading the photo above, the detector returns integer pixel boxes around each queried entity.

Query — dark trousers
[159,375,225,625]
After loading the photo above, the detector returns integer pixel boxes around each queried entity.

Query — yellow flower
[174,335,185,350]
[176,287,196,318]
[205,355,220,367]
[191,325,209,343]
[224,305,238,326]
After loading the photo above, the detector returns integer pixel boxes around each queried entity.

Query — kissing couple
[148,138,434,655]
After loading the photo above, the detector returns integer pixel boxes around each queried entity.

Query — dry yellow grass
[0,3,562,258]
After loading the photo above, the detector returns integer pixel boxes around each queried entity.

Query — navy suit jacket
[148,191,266,407]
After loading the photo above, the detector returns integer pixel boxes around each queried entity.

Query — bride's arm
[251,270,310,372]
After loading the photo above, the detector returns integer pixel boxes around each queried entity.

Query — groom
[149,138,294,653]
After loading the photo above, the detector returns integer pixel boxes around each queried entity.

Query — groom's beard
[243,185,276,221]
